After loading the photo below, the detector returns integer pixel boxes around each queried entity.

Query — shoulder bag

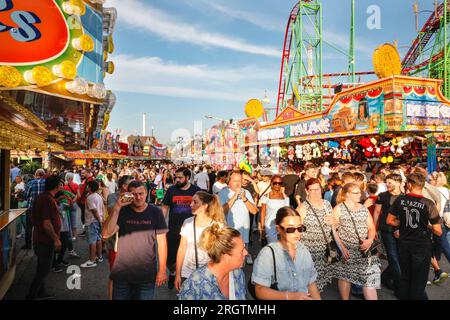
[305,200,341,264]
[247,245,278,300]
[193,216,199,269]
[342,203,381,257]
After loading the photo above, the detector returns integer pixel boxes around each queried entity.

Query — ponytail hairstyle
[195,191,225,224]
[336,183,360,204]
[199,223,241,264]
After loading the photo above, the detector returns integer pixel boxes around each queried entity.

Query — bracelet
[286,291,289,300]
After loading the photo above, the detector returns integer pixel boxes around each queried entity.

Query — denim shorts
[87,221,101,244]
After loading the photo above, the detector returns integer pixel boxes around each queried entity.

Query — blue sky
[104,0,438,144]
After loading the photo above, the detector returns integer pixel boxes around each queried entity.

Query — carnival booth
[0,0,117,298]
[205,121,243,169]
[249,75,450,170]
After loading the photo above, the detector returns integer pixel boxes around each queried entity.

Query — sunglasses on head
[272,181,283,185]
[280,225,306,233]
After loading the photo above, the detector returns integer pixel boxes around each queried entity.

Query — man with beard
[162,167,201,290]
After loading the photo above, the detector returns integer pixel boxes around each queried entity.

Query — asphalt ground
[4,230,450,300]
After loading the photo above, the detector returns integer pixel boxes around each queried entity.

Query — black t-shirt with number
[389,194,441,243]
[376,191,402,233]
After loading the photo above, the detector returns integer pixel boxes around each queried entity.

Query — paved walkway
[5,232,450,300]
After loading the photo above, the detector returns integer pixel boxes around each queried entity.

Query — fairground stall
[0,0,116,298]
[245,75,450,172]
[205,121,243,170]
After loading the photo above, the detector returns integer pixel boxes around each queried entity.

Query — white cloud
[108,0,280,58]
[196,0,283,32]
[105,54,278,102]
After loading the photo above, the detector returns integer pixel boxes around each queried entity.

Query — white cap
[324,162,330,167]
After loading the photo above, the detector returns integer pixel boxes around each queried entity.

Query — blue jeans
[381,231,401,291]
[112,280,155,300]
[435,224,450,263]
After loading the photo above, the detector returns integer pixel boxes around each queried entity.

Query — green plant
[20,160,42,175]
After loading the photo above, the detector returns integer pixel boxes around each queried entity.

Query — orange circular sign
[0,0,69,65]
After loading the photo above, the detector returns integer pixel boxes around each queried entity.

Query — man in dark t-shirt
[161,167,201,289]
[102,180,168,300]
[387,173,442,300]
[373,173,403,293]
[27,176,63,300]
[282,166,300,208]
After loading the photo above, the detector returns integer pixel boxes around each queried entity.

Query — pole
[142,113,146,136]
[445,0,449,98]
[349,0,355,84]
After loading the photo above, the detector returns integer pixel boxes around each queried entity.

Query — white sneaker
[245,255,253,265]
[80,260,97,268]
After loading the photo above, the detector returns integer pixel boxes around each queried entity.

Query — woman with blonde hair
[179,224,247,300]
[174,191,226,291]
[332,183,381,300]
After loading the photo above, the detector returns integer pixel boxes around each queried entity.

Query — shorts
[87,221,102,245]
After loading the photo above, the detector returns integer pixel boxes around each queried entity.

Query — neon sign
[0,0,41,42]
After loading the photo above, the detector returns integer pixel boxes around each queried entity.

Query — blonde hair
[199,224,240,264]
[337,183,360,204]
[195,191,225,224]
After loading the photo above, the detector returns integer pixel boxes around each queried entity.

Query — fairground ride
[277,0,450,118]
[402,0,450,99]
[276,0,376,116]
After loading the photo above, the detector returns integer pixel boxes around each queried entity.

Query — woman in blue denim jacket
[251,206,321,300]
[179,224,247,300]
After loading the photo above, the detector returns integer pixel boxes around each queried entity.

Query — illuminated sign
[406,102,450,126]
[0,0,69,64]
[258,127,285,142]
[290,118,331,137]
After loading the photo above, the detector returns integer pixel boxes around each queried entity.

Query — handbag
[342,203,381,257]
[248,245,278,300]
[305,200,341,264]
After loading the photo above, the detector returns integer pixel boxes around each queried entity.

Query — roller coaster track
[402,2,447,74]
[276,3,299,117]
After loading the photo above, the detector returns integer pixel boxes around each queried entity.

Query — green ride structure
[276,0,450,117]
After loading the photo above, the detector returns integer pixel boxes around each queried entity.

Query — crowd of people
[11,159,450,300]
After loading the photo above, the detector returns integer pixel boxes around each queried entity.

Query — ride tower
[402,0,450,98]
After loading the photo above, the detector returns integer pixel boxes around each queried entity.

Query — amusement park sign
[258,127,285,142]
[290,118,331,137]
[257,118,331,142]
[406,102,450,126]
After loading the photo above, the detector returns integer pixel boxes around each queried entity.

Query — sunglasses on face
[280,225,306,233]
[272,181,283,185]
